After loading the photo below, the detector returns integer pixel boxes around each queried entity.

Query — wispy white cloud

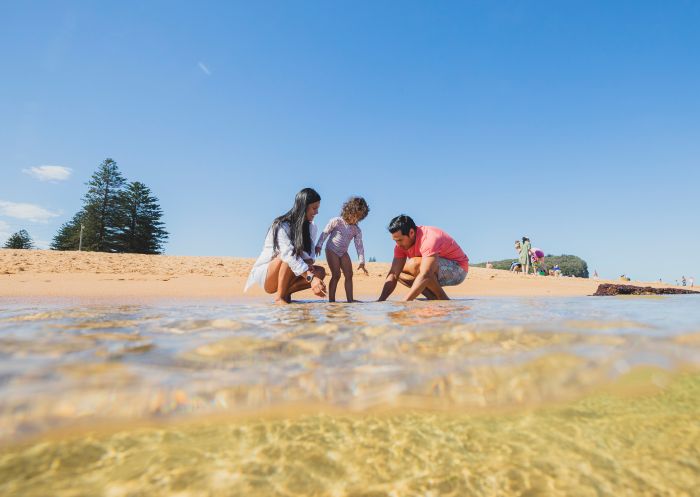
[22,165,73,182]
[0,200,60,223]
[198,61,211,76]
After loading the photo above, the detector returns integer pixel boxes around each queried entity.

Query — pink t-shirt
[393,226,469,271]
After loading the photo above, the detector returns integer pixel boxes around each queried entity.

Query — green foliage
[368,256,377,263]
[83,158,126,252]
[51,211,86,251]
[115,182,169,254]
[3,229,34,249]
[51,159,168,254]
[474,254,590,278]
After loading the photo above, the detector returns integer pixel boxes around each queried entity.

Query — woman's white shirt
[244,222,317,292]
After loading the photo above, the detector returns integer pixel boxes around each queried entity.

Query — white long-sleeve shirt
[244,221,317,292]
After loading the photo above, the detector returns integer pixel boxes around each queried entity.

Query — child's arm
[354,227,369,275]
[315,218,336,256]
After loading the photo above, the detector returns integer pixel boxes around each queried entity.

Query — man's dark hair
[387,214,417,235]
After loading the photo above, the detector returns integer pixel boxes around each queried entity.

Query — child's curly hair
[340,196,370,224]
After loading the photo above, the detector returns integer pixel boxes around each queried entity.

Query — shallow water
[1,296,699,496]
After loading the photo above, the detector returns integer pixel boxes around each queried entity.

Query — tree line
[3,159,168,253]
[473,254,590,278]
[50,158,168,253]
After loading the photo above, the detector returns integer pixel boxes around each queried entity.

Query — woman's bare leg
[264,258,283,294]
[264,258,311,304]
[283,265,326,302]
[339,253,354,302]
[326,249,342,302]
[275,260,298,303]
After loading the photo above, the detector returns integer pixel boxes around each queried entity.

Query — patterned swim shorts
[437,257,467,286]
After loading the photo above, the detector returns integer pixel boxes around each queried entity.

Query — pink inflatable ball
[532,249,545,259]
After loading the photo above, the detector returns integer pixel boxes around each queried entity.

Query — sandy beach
[0,249,680,300]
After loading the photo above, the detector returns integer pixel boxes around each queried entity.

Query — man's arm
[403,255,438,301]
[378,257,406,301]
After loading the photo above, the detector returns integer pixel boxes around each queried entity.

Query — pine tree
[115,182,169,254]
[51,158,169,254]
[3,229,34,249]
[51,211,86,250]
[82,158,126,252]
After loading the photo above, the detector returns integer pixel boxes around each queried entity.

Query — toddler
[315,197,370,302]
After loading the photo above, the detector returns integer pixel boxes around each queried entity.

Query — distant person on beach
[245,188,327,304]
[520,237,532,275]
[511,241,522,272]
[690,277,695,287]
[315,197,370,302]
[593,270,599,280]
[530,247,545,276]
[681,275,687,286]
[378,215,469,301]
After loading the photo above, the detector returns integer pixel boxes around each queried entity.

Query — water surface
[1,297,699,496]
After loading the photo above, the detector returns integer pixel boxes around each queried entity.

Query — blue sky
[1,1,698,282]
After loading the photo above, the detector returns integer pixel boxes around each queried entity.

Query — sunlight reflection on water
[1,297,699,439]
[1,297,699,496]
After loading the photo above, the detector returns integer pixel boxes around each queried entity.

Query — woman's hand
[310,276,327,297]
[358,263,369,275]
[315,246,322,257]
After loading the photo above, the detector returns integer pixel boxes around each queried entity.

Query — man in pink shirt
[378,214,469,301]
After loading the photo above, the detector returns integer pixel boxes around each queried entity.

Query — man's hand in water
[358,263,369,275]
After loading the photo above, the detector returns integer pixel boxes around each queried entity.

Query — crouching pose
[245,188,327,304]
[378,215,469,301]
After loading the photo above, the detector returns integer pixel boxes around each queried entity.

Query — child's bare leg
[325,249,342,302]
[340,253,354,302]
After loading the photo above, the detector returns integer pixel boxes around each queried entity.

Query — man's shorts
[437,257,468,286]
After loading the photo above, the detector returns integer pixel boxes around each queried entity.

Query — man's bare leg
[398,259,426,294]
[399,257,447,300]
[423,272,449,300]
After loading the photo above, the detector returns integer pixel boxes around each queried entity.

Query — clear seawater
[1,296,699,496]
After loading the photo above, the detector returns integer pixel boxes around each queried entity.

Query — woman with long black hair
[245,188,327,303]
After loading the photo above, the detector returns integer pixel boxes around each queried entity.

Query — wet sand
[0,249,676,300]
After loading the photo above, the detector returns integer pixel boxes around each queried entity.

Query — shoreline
[0,249,686,300]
